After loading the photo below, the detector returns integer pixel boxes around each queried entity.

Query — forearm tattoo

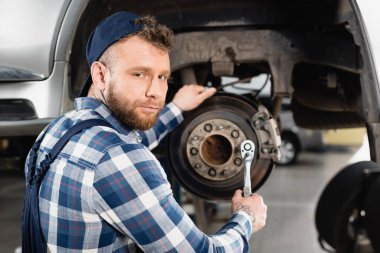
[235,203,256,226]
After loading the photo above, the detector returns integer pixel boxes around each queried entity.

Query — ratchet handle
[243,158,253,197]
[243,186,252,197]
[240,140,255,197]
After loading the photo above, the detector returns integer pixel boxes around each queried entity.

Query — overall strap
[30,118,112,185]
[26,123,55,185]
[22,118,112,253]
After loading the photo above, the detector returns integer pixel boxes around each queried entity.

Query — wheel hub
[186,119,246,181]
[168,93,280,199]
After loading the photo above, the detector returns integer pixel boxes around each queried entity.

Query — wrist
[171,101,184,113]
[168,101,183,114]
[235,203,256,227]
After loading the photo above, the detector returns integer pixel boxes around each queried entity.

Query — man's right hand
[172,84,216,112]
[231,189,267,233]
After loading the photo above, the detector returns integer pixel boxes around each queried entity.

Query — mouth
[139,104,160,113]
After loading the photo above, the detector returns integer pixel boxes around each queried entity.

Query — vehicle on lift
[1,0,380,252]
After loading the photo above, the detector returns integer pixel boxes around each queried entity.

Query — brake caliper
[251,105,282,162]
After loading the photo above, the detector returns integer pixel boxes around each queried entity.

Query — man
[28,11,267,252]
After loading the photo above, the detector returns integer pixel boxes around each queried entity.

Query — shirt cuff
[167,102,184,120]
[230,210,253,239]
[236,210,253,227]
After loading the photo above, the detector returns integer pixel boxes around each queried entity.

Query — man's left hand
[172,84,216,111]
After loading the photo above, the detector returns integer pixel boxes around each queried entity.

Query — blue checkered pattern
[26,97,252,252]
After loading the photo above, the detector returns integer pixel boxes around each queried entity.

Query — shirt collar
[74,97,133,136]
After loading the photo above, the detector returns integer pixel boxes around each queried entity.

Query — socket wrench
[240,140,255,197]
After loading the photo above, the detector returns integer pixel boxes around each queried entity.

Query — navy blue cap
[79,11,143,97]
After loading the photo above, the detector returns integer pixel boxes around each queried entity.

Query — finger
[195,85,205,93]
[204,87,217,94]
[251,193,263,201]
[198,87,216,100]
[233,189,243,198]
[184,84,203,93]
[247,194,265,211]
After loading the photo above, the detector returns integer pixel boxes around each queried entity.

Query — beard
[105,85,163,131]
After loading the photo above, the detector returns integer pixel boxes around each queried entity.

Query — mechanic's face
[103,36,170,130]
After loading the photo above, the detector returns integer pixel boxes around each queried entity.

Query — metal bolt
[190,147,198,156]
[208,168,217,177]
[220,170,228,176]
[204,123,213,132]
[262,112,269,120]
[217,125,225,130]
[244,143,252,151]
[231,130,239,138]
[195,163,202,169]
[234,158,242,166]
[192,136,199,141]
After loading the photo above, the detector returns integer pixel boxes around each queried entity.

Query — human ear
[90,61,107,91]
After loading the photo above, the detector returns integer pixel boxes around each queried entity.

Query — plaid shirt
[28,97,252,252]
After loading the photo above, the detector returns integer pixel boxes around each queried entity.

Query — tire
[364,175,380,252]
[315,161,380,253]
[276,132,300,165]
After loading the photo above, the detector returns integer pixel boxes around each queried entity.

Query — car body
[223,77,324,165]
[1,1,380,251]
[277,100,325,165]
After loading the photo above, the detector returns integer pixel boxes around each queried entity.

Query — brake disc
[168,93,280,199]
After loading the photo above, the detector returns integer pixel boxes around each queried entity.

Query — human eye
[158,74,169,80]
[133,72,146,78]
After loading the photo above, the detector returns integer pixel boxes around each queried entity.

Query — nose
[146,77,166,99]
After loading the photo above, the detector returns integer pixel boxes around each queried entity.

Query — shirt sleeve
[92,143,252,253]
[138,102,183,150]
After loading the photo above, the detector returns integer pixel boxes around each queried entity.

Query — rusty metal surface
[186,118,247,181]
[168,93,276,199]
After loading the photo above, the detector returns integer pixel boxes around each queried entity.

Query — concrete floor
[0,169,25,253]
[0,146,357,253]
[250,147,354,253]
[202,146,357,253]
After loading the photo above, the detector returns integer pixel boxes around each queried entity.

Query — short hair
[134,15,173,51]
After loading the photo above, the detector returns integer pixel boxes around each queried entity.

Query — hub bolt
[220,170,228,176]
[208,168,217,177]
[204,123,213,132]
[234,158,242,166]
[192,136,199,141]
[231,130,240,138]
[190,148,198,156]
